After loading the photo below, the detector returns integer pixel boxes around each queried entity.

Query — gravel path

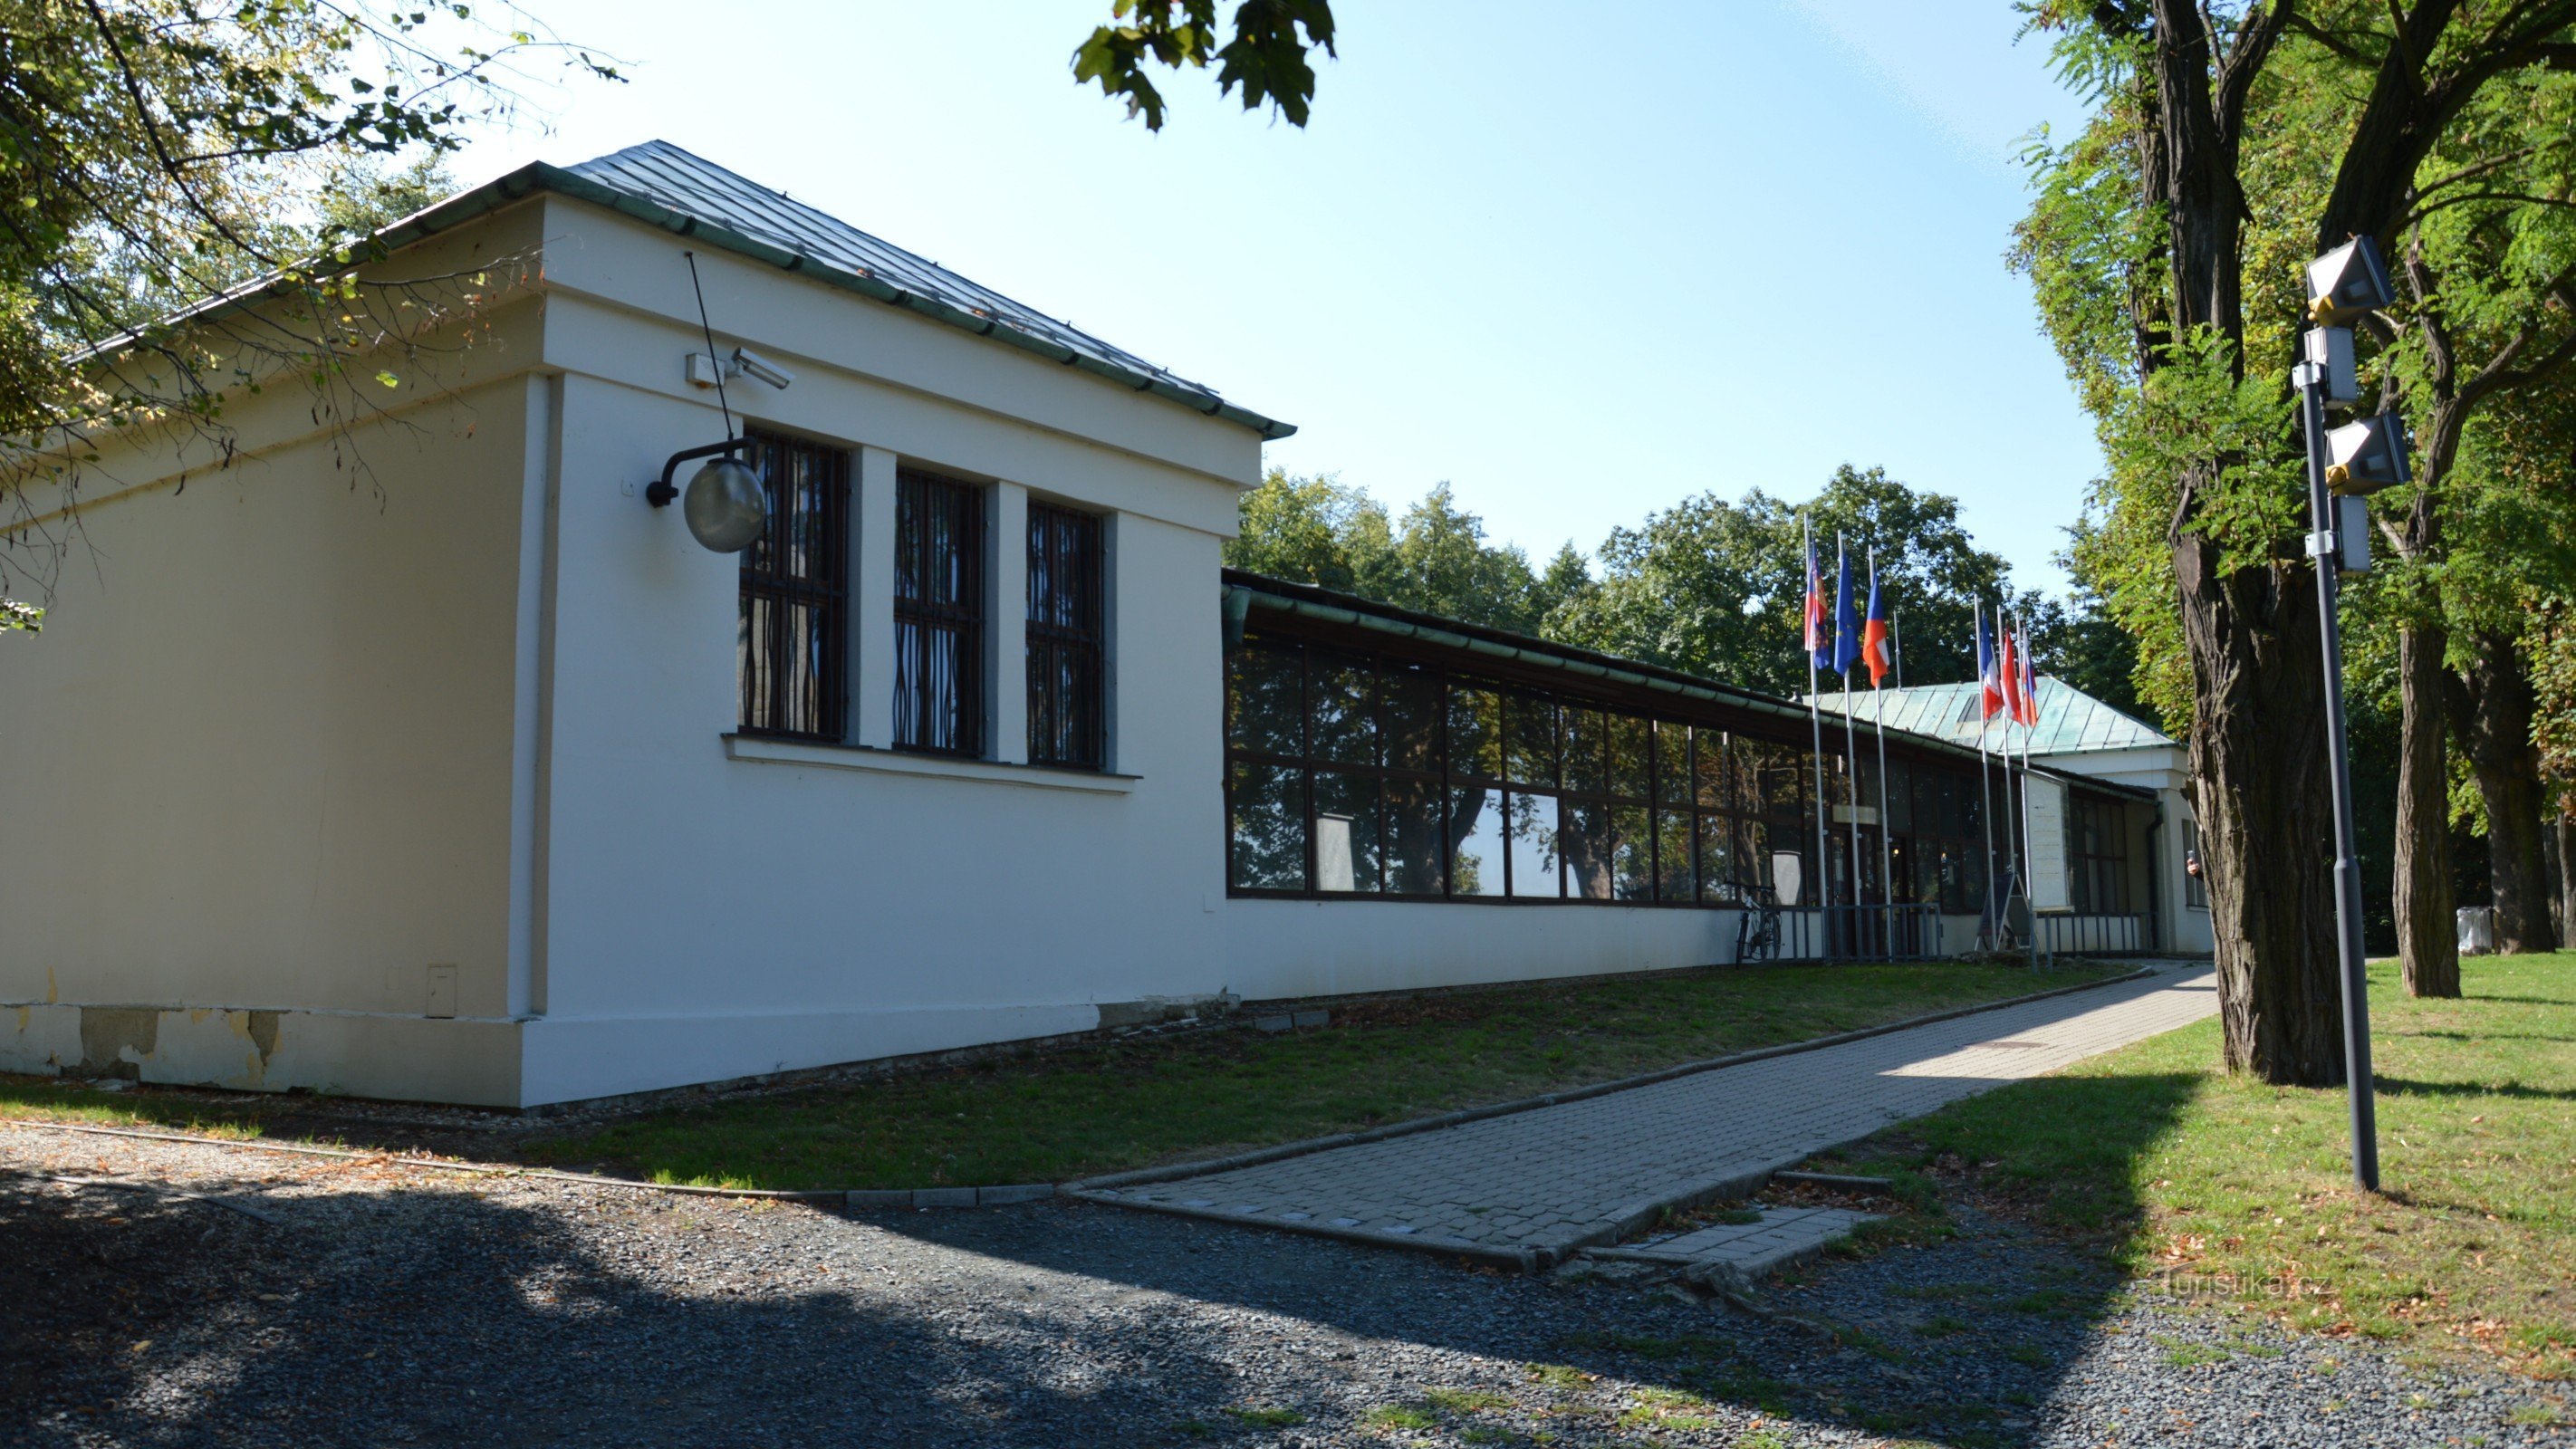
[5,1124,2565,1447]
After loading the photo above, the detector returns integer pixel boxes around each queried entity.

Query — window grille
[893,468,984,755]
[736,429,848,740]
[1026,502,1106,768]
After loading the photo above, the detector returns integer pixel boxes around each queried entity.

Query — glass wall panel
[1507,793,1561,897]
[1741,819,1774,893]
[1381,666,1442,774]
[1449,787,1506,897]
[1695,728,1732,811]
[1507,697,1559,788]
[1228,761,1307,890]
[1654,721,1690,811]
[1611,804,1653,900]
[1697,813,1737,901]
[1607,715,1649,801]
[1655,810,1693,903]
[1562,797,1614,899]
[1560,707,1605,794]
[1226,641,1303,758]
[1310,770,1383,892]
[1449,686,1503,782]
[1884,759,1913,833]
[1384,776,1445,894]
[1309,655,1376,765]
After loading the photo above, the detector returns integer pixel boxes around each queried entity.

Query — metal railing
[1742,901,1945,963]
[2035,912,2150,955]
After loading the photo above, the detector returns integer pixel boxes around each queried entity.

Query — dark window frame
[1228,629,2020,912]
[736,427,849,742]
[1025,500,1107,769]
[892,467,986,757]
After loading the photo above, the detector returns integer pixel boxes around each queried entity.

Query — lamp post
[2296,235,2408,1194]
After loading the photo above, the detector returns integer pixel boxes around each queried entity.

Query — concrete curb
[1069,963,2159,1195]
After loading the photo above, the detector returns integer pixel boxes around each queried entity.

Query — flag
[1831,539,1860,677]
[2015,629,2042,726]
[1862,553,1892,687]
[1975,607,2004,721]
[2000,620,2025,723]
[1803,533,1828,668]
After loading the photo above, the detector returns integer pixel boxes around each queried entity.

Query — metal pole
[1875,674,1894,955]
[1806,514,1831,957]
[1843,672,1863,956]
[1975,602,1999,949]
[2296,356,2382,1193]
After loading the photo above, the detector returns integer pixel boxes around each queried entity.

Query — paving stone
[1100,964,2216,1264]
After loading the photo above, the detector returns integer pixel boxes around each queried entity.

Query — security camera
[730,347,794,390]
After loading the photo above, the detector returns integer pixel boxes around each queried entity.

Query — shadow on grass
[2374,1074,2576,1102]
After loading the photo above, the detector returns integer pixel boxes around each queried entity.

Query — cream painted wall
[0,373,535,1059]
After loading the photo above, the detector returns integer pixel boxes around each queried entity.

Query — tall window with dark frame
[1026,502,1106,768]
[893,468,985,755]
[736,429,848,741]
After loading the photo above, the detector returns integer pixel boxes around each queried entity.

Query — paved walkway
[1081,963,2218,1267]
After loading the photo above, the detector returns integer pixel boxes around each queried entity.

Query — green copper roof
[1804,678,2175,755]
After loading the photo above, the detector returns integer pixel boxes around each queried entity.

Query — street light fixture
[645,437,768,553]
[2292,234,2395,1194]
[2325,414,2412,494]
[2306,235,2396,324]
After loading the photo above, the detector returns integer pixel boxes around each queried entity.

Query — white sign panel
[2023,776,2071,914]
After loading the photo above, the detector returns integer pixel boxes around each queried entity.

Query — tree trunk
[2177,533,2347,1084]
[2560,812,2576,949]
[2396,620,2461,995]
[2546,817,2566,950]
[2456,629,2550,953]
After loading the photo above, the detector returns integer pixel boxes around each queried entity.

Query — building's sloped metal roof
[93,141,1294,441]
[1805,677,2175,756]
[562,142,1290,429]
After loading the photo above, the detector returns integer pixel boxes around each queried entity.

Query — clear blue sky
[454,1,2100,595]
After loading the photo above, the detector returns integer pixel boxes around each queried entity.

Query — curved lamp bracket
[645,437,754,508]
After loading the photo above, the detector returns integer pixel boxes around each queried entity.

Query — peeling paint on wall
[77,1006,160,1080]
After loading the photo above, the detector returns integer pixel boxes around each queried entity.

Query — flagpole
[2021,648,2044,967]
[1804,514,1831,957]
[1870,549,1895,955]
[2011,612,2040,970]
[1838,536,1862,957]
[1891,609,1905,689]
[1975,602,1999,950]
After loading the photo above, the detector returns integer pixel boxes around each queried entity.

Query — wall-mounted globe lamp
[645,437,767,552]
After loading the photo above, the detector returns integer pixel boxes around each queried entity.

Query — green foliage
[1547,465,2044,701]
[1,1,614,609]
[1072,0,1336,130]
[1224,470,1577,636]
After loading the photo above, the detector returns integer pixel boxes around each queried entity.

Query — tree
[1073,0,1337,130]
[0,1,612,623]
[1548,465,2045,701]
[2016,1,2576,1082]
[1223,470,1572,635]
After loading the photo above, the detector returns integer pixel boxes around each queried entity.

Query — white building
[0,143,2177,1108]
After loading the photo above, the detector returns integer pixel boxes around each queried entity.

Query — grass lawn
[1822,952,2576,1377]
[1,958,2120,1191]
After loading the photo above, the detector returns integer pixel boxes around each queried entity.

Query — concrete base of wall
[2,1001,524,1106]
[3,998,1124,1108]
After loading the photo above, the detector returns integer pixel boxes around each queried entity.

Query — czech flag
[1975,609,2004,721]
[2015,629,2042,726]
[1831,539,1860,677]
[1804,536,1828,669]
[1862,555,1892,687]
